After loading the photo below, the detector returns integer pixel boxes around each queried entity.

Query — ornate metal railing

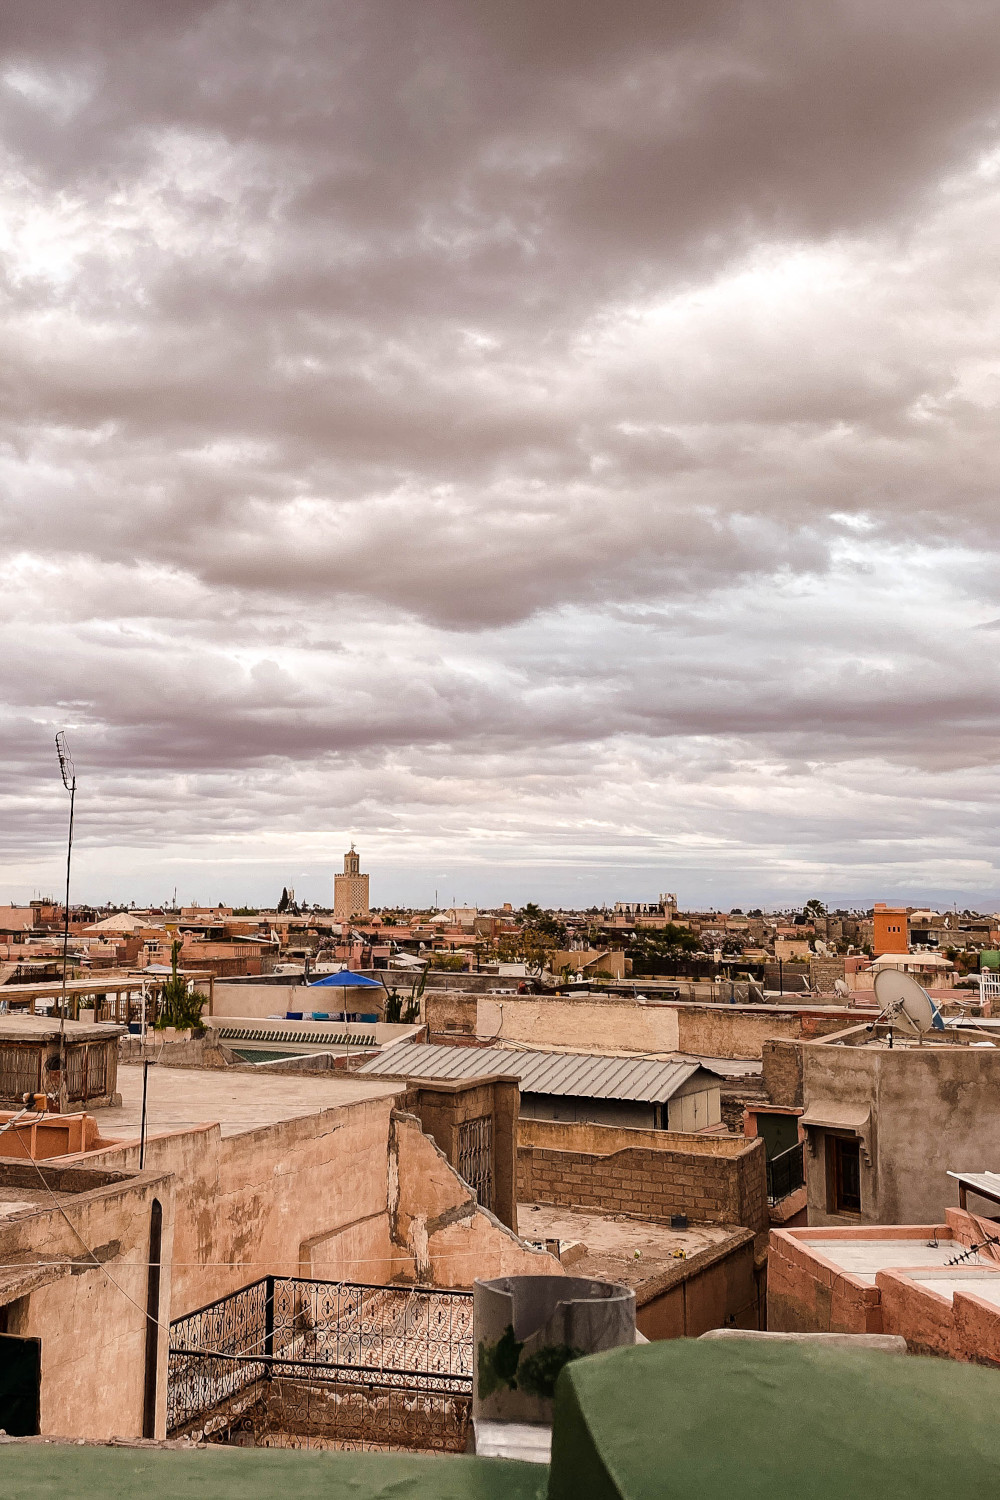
[167,1277,272,1433]
[766,1142,805,1205]
[167,1276,473,1439]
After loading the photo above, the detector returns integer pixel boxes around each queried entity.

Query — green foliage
[626,923,700,958]
[277,886,290,913]
[476,1326,584,1401]
[517,1344,585,1399]
[155,940,208,1033]
[804,898,827,918]
[429,953,466,970]
[477,1325,523,1398]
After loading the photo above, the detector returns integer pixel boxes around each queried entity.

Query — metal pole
[55,733,76,1115]
[140,1058,151,1168]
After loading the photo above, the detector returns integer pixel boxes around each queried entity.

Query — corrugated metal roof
[357,1042,709,1103]
[948,1170,1000,1204]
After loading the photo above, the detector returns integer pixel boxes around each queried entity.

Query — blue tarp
[308,969,383,989]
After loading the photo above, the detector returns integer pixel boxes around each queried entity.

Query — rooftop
[0,1015,122,1043]
[92,1063,401,1140]
[359,1041,714,1103]
[802,1235,986,1285]
[518,1201,743,1297]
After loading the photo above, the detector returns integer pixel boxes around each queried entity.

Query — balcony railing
[766,1142,805,1205]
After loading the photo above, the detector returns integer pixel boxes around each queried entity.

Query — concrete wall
[0,1161,174,1441]
[424,992,868,1060]
[789,1039,1000,1225]
[517,1119,768,1240]
[636,1231,760,1340]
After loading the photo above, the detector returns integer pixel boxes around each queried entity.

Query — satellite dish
[873,968,942,1034]
[814,940,829,956]
[834,978,850,998]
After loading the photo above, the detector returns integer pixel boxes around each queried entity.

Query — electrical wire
[9,1119,176,1337]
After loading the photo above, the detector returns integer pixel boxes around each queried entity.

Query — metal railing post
[264,1275,275,1379]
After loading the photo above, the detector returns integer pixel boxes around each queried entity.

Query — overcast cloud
[3,0,1000,910]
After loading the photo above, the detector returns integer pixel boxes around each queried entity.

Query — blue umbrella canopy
[308,969,383,989]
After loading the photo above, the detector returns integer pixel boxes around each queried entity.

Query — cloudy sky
[3,0,1000,911]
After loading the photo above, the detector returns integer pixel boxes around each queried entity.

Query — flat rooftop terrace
[94,1063,402,1140]
[803,1236,986,1284]
[519,1201,742,1293]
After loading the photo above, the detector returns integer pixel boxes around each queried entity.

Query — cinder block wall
[517,1125,767,1236]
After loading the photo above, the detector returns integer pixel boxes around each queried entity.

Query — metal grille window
[65,1043,110,1102]
[86,1044,108,1097]
[0,1046,41,1103]
[457,1115,493,1211]
[65,1047,86,1101]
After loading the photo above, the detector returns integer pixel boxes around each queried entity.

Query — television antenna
[54,731,77,1113]
[873,968,943,1045]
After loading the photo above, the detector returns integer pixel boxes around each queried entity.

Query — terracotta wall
[768,1215,1000,1365]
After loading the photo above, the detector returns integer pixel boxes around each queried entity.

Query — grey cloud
[2,1,1000,903]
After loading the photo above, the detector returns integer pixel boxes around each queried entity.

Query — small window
[831,1135,862,1214]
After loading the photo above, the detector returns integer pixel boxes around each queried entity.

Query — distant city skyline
[4,848,998,917]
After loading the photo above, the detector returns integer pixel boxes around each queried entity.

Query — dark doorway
[831,1135,862,1214]
[142,1198,163,1438]
[0,1333,41,1436]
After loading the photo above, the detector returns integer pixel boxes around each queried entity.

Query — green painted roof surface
[0,1445,547,1500]
[548,1339,1000,1500]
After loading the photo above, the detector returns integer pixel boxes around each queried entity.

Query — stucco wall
[390,1111,561,1286]
[0,1164,174,1441]
[73,1092,558,1321]
[797,1042,1000,1224]
[476,996,681,1053]
[399,1076,519,1231]
[672,1004,862,1060]
[636,1233,759,1339]
[425,993,864,1060]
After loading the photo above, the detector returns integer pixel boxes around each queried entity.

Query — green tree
[156,941,208,1033]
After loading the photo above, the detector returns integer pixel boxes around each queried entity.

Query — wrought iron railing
[766,1142,805,1205]
[167,1276,473,1438]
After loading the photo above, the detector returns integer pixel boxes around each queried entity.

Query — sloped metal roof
[358,1041,710,1103]
[948,1170,1000,1206]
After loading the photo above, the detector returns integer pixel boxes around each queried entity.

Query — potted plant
[155,941,209,1039]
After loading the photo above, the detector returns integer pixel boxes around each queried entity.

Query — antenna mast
[55,732,76,1114]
